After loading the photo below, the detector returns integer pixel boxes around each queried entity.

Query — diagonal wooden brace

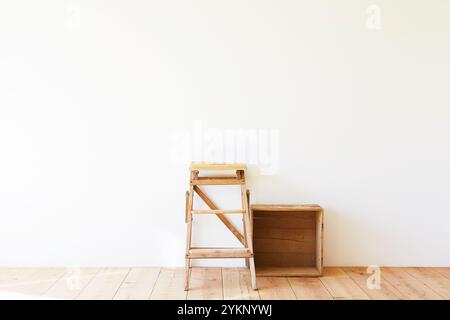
[193,185,245,245]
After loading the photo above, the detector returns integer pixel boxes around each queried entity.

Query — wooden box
[251,205,323,277]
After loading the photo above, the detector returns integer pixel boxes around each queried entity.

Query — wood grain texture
[343,267,405,300]
[150,268,187,300]
[114,268,160,300]
[45,268,101,299]
[288,278,333,300]
[252,206,322,277]
[0,267,449,300]
[189,162,246,171]
[184,165,256,290]
[187,268,223,300]
[76,268,130,300]
[188,248,251,259]
[320,268,370,300]
[435,268,450,280]
[222,268,260,300]
[256,266,321,277]
[381,267,443,300]
[0,268,64,297]
[257,277,297,300]
[404,268,450,299]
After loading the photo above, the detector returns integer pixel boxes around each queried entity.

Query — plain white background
[1,0,449,267]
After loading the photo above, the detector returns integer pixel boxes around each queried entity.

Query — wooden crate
[251,204,323,277]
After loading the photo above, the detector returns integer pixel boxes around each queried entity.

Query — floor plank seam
[383,268,410,300]
[42,269,67,297]
[74,267,104,300]
[377,268,408,300]
[403,268,447,300]
[112,268,132,300]
[1,267,449,300]
[318,278,336,300]
[286,278,299,300]
[147,268,162,300]
[342,268,374,301]
[435,269,450,280]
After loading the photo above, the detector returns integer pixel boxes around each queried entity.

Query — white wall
[1,0,449,267]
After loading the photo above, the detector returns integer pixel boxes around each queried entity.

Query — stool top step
[189,162,247,171]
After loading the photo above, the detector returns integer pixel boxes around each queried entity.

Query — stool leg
[248,257,257,290]
[184,187,194,291]
[242,221,249,268]
[242,190,251,268]
[184,258,191,291]
[246,190,252,268]
[241,184,257,290]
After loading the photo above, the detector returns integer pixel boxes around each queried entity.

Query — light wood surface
[188,248,252,259]
[189,162,247,171]
[114,267,160,300]
[184,165,256,290]
[191,209,245,214]
[0,267,449,300]
[0,268,65,298]
[288,278,333,300]
[258,277,297,300]
[222,268,260,300]
[76,268,130,300]
[190,177,245,185]
[45,268,101,299]
[435,268,450,279]
[187,268,223,300]
[381,267,444,300]
[150,268,187,300]
[320,268,370,300]
[343,267,405,300]
[404,267,450,299]
[256,267,321,277]
[252,205,323,277]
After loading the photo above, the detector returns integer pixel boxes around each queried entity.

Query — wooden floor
[0,267,449,300]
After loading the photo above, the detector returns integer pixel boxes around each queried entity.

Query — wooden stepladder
[184,162,257,291]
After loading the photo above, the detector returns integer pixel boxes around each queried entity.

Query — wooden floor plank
[320,268,370,300]
[0,268,36,284]
[257,277,296,300]
[342,267,405,300]
[0,268,24,280]
[187,268,223,300]
[288,277,333,300]
[114,268,161,300]
[435,268,450,280]
[45,268,101,300]
[149,268,187,300]
[405,268,450,299]
[222,268,259,300]
[381,268,443,300]
[0,268,65,298]
[1,267,449,300]
[76,268,130,300]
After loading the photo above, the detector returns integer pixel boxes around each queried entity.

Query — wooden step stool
[184,162,257,290]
